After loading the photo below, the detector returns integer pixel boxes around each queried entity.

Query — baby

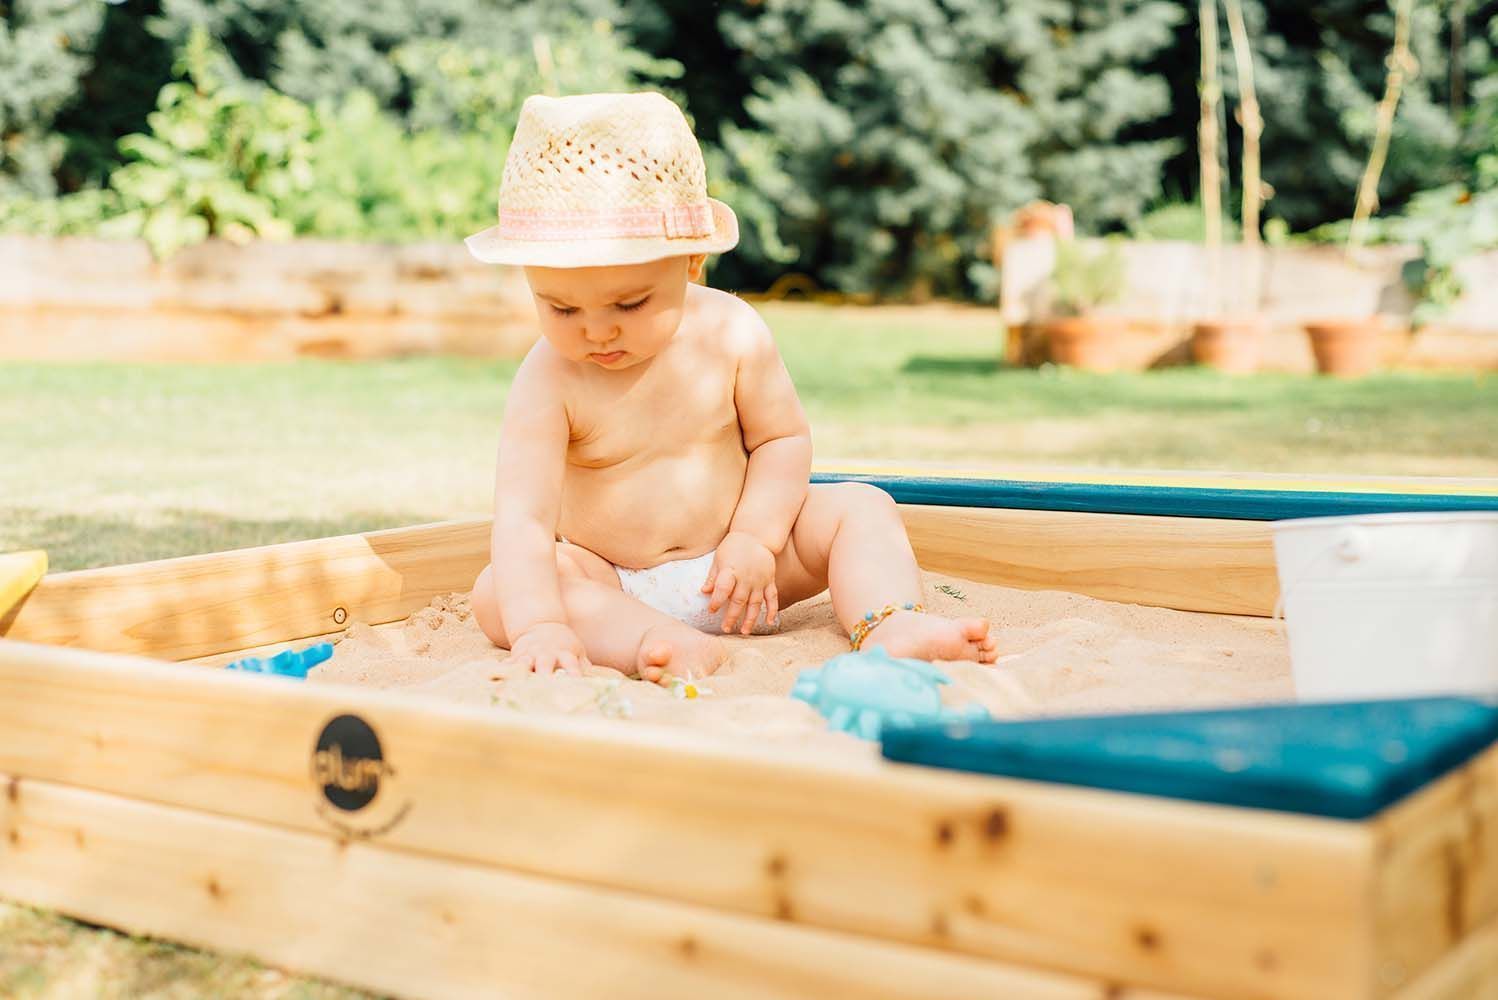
[466,92,998,682]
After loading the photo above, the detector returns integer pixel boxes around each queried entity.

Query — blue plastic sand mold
[879,697,1498,820]
[224,642,333,679]
[792,646,989,741]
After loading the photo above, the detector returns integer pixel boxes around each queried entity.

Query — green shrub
[0,16,687,258]
[1050,240,1127,316]
[1128,202,1241,243]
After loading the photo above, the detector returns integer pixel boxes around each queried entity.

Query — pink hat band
[497,202,716,242]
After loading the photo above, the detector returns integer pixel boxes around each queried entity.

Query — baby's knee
[833,481,899,519]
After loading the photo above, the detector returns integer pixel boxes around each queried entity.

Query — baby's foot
[636,623,728,685]
[863,611,999,664]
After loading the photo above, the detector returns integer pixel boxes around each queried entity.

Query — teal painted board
[812,472,1498,521]
[880,698,1498,819]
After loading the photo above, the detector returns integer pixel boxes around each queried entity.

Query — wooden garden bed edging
[0,236,538,361]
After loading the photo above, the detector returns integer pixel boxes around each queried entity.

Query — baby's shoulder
[509,338,576,401]
[684,284,774,357]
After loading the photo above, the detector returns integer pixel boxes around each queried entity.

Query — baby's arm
[729,316,813,550]
[488,349,588,673]
[703,313,812,632]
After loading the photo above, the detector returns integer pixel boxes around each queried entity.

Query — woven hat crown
[463,91,738,266]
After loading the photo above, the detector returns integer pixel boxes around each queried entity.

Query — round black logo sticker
[312,713,389,812]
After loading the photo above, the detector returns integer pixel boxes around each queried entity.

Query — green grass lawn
[3,303,1495,571]
[0,304,1495,996]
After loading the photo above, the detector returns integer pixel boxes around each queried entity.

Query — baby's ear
[686,253,708,283]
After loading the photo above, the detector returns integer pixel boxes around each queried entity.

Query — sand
[308,571,1293,756]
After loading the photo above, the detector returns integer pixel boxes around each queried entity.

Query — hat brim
[464,198,739,268]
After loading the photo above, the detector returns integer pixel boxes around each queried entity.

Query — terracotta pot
[1190,317,1267,374]
[1043,316,1129,372]
[1303,318,1385,377]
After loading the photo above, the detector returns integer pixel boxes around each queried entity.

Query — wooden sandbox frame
[2,473,1497,999]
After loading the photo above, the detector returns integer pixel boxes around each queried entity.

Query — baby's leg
[470,542,726,681]
[773,483,999,663]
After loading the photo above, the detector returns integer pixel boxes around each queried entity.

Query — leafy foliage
[0,0,105,196]
[0,16,679,257]
[6,0,1498,296]
[1049,240,1127,316]
[715,0,1183,298]
[1128,201,1242,242]
[101,29,315,257]
[1178,0,1498,236]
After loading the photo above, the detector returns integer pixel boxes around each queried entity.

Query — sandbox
[1,471,1496,1000]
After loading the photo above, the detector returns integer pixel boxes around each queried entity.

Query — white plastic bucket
[1272,511,1498,701]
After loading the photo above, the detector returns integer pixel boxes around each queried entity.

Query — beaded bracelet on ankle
[849,602,924,651]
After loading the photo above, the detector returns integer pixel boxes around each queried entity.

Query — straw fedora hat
[465,92,739,268]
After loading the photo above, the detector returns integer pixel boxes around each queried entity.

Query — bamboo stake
[1450,0,1467,115]
[1223,0,1262,313]
[1223,0,1262,246]
[1199,0,1223,312]
[1348,0,1418,251]
[532,34,559,96]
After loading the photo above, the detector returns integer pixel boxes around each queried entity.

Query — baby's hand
[702,531,779,635]
[507,622,591,676]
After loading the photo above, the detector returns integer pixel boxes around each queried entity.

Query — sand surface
[309,571,1292,756]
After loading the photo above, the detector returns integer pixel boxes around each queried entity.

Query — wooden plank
[0,773,1157,1000]
[1368,747,1498,996]
[0,519,490,660]
[1390,918,1498,1000]
[816,461,1498,498]
[7,504,1279,665]
[0,639,1371,1000]
[899,505,1279,616]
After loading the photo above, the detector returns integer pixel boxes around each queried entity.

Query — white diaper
[616,550,779,635]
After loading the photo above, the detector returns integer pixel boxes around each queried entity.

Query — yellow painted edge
[814,461,1498,497]
[0,551,47,618]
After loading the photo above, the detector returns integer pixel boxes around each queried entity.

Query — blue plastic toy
[791,646,989,741]
[224,642,333,679]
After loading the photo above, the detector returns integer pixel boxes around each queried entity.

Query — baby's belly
[558,443,747,569]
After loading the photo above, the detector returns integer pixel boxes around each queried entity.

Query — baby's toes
[636,636,674,683]
[958,617,992,642]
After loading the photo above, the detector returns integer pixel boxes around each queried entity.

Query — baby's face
[524,255,705,369]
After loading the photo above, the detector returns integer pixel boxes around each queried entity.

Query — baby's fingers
[740,590,765,635]
[722,581,752,633]
[708,568,737,613]
[765,583,780,627]
[555,651,582,676]
[700,560,720,596]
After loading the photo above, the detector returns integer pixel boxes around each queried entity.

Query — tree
[715,0,1183,298]
[1156,0,1495,233]
[0,0,106,196]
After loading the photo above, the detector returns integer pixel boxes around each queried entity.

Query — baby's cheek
[539,325,585,359]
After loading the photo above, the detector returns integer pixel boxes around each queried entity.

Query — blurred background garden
[1,0,1496,560]
[2,1,1498,994]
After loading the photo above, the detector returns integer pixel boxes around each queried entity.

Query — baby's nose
[583,325,618,345]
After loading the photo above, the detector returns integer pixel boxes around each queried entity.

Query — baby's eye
[549,304,578,317]
[616,297,650,312]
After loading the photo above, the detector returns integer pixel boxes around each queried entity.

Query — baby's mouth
[589,350,627,365]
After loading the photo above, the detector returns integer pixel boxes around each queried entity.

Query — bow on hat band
[498,203,716,242]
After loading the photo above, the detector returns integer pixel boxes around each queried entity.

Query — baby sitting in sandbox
[464,91,998,683]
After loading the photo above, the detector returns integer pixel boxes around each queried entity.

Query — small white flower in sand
[664,672,712,700]
[595,679,634,719]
